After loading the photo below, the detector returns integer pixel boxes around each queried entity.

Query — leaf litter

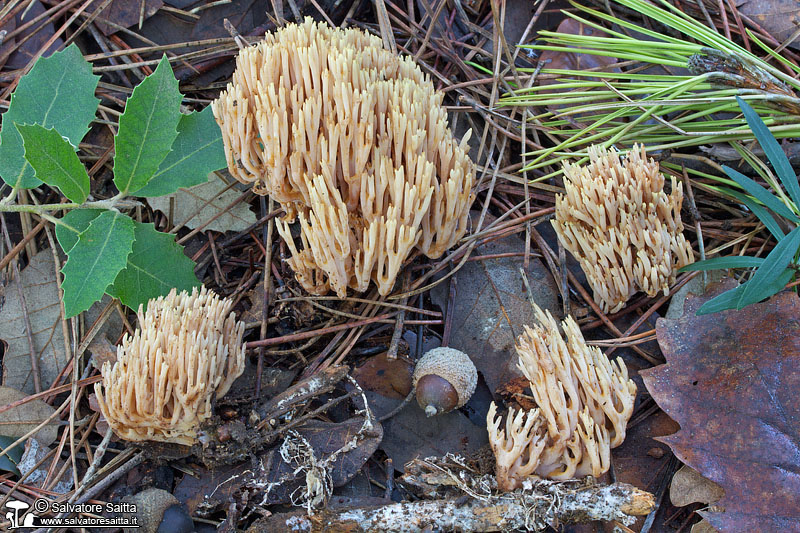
[0,0,798,531]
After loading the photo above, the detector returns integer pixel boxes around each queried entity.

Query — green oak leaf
[18,124,90,203]
[107,222,199,311]
[0,44,100,189]
[113,55,182,195]
[135,106,227,197]
[55,209,105,253]
[61,211,135,317]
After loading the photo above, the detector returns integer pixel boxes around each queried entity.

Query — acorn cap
[412,347,478,415]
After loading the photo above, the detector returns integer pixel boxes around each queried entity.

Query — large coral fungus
[94,287,245,446]
[552,144,694,313]
[487,304,636,491]
[212,18,475,297]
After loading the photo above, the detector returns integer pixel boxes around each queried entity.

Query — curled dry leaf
[670,464,724,508]
[642,279,800,532]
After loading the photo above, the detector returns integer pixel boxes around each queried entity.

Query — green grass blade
[736,96,800,210]
[679,256,765,271]
[723,166,800,223]
[737,226,800,308]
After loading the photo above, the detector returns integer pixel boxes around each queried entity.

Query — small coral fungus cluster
[487,305,636,491]
[212,18,475,297]
[552,144,694,313]
[94,287,245,446]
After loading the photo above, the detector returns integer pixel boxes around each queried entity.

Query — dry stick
[716,0,731,40]
[63,0,113,47]
[0,0,83,66]
[723,0,750,52]
[29,452,146,533]
[529,224,565,308]
[247,313,395,348]
[441,272,456,347]
[0,0,30,26]
[563,263,660,365]
[0,438,62,515]
[373,0,397,54]
[17,190,37,259]
[413,0,448,61]
[683,171,706,271]
[0,396,69,464]
[0,0,96,102]
[605,271,699,358]
[175,185,250,242]
[68,316,81,491]
[0,214,41,393]
[69,425,113,503]
[288,481,654,531]
[386,273,410,360]
[330,301,383,368]
[256,197,276,398]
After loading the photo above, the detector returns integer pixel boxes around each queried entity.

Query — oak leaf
[642,280,800,532]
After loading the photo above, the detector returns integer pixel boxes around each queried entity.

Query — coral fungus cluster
[94,287,245,445]
[552,144,694,313]
[212,19,475,297]
[487,305,636,490]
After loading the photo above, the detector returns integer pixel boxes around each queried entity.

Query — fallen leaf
[0,386,58,445]
[0,250,122,393]
[670,465,724,507]
[430,216,559,395]
[18,437,73,493]
[692,519,720,533]
[173,461,249,515]
[147,172,256,233]
[89,0,164,36]
[257,417,383,505]
[378,395,488,472]
[642,280,800,532]
[736,0,800,51]
[353,352,414,400]
[3,1,62,70]
[177,417,382,512]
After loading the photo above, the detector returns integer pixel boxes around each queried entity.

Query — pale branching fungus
[486,304,636,490]
[552,144,694,313]
[94,287,246,445]
[212,18,475,297]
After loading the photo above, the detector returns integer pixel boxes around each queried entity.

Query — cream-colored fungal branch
[94,287,246,446]
[487,404,546,492]
[552,144,694,313]
[486,304,636,490]
[212,18,475,297]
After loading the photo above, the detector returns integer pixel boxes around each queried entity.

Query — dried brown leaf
[642,280,800,532]
[146,173,256,233]
[670,465,724,507]
[430,219,559,394]
[0,386,58,445]
[0,250,122,394]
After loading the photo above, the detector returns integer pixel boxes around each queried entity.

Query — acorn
[122,488,194,533]
[412,347,478,416]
